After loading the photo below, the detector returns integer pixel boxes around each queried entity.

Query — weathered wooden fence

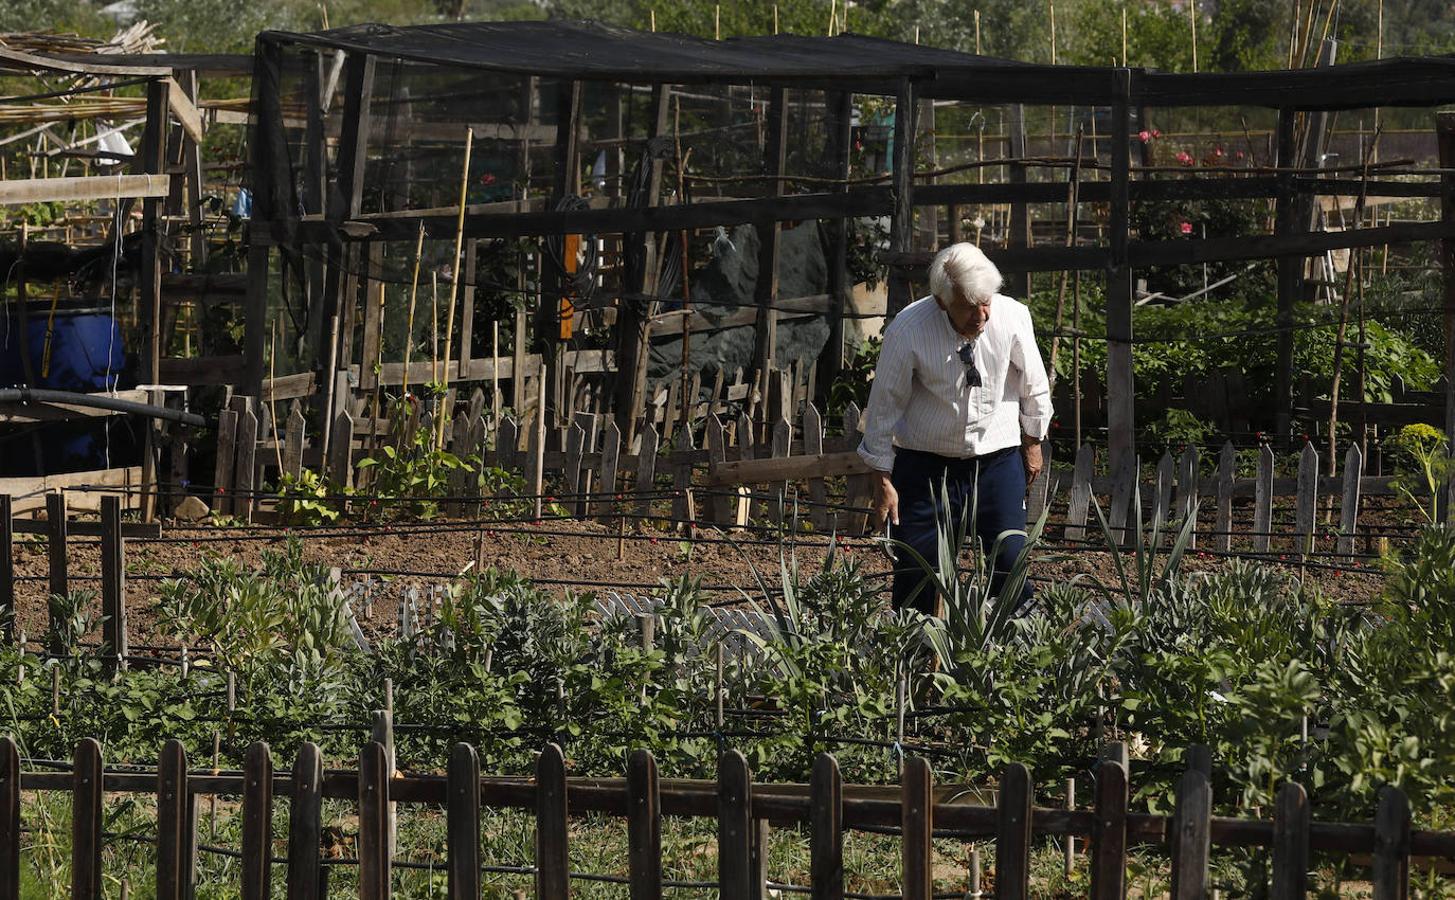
[0,734,1447,899]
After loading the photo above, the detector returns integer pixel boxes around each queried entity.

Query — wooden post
[1271,782,1309,900]
[1168,769,1212,899]
[1106,70,1136,475]
[636,423,660,522]
[816,91,855,401]
[718,750,753,898]
[627,749,663,900]
[1064,444,1094,542]
[72,738,104,900]
[46,490,67,652]
[887,79,917,319]
[1437,113,1455,519]
[0,737,20,900]
[1274,108,1300,443]
[529,377,548,519]
[236,403,260,523]
[157,740,190,900]
[810,753,843,900]
[1296,441,1319,554]
[1254,443,1275,554]
[901,757,933,900]
[535,743,570,899]
[1005,104,1030,299]
[995,763,1032,899]
[359,741,392,900]
[287,742,325,900]
[599,419,622,526]
[1372,784,1410,900]
[241,743,273,900]
[1089,756,1127,900]
[0,495,13,648]
[540,81,583,436]
[448,743,481,900]
[1215,441,1235,551]
[100,496,128,671]
[371,710,397,863]
[751,88,789,387]
[1338,443,1363,557]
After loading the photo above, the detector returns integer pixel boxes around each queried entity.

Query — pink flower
[1176,150,1193,166]
[1179,221,1193,235]
[480,173,497,186]
[1151,129,1161,138]
[1138,129,1152,143]
[1235,150,1246,160]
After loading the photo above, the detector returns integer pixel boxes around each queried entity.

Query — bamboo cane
[439,126,474,447]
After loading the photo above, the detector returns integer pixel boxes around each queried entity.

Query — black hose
[0,389,207,427]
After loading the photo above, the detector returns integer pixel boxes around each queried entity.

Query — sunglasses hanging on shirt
[957,341,982,388]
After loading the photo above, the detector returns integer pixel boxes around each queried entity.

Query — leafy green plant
[356,398,471,520]
[275,468,341,525]
[1388,424,1455,523]
[46,590,100,655]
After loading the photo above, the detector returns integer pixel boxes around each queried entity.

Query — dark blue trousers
[889,446,1033,615]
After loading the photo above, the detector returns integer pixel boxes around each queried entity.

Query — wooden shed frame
[247,22,1455,475]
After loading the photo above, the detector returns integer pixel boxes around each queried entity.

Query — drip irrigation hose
[0,388,206,427]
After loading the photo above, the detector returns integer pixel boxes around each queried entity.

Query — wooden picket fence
[0,734,1449,899]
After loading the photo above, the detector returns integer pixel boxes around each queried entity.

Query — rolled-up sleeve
[857,325,913,472]
[1011,307,1053,441]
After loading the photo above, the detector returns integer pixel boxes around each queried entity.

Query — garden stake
[968,844,982,898]
[51,666,59,716]
[715,642,725,729]
[1064,777,1075,876]
[209,732,220,839]
[384,677,394,716]
[439,125,475,448]
[402,220,426,401]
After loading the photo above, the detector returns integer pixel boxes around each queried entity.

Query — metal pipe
[0,389,206,427]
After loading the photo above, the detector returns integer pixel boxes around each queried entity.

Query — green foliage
[827,336,880,414]
[46,590,100,656]
[356,398,470,520]
[1387,424,1455,523]
[275,467,341,525]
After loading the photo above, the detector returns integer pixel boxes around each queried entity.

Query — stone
[173,495,210,521]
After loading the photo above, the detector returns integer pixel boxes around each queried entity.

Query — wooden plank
[0,173,168,206]
[1027,440,1053,523]
[1107,455,1135,547]
[902,757,933,900]
[1273,109,1300,439]
[1271,782,1309,900]
[579,410,601,516]
[842,403,872,535]
[802,403,830,532]
[886,78,916,318]
[72,738,104,900]
[816,90,855,398]
[627,749,662,900]
[448,743,481,900]
[751,87,789,378]
[0,496,12,648]
[598,419,622,524]
[0,468,142,517]
[1168,769,1212,900]
[359,741,391,900]
[241,742,273,900]
[1089,757,1127,900]
[704,415,731,526]
[1106,69,1135,475]
[708,450,868,486]
[496,416,519,477]
[995,763,1033,899]
[718,750,753,899]
[156,740,189,900]
[1215,441,1235,552]
[635,424,659,521]
[810,753,843,900]
[1178,445,1199,546]
[287,742,324,900]
[1338,443,1363,557]
[1153,452,1174,534]
[1296,442,1319,554]
[46,490,68,614]
[0,388,154,423]
[671,424,695,529]
[1373,785,1411,900]
[565,418,587,517]
[528,378,547,519]
[536,743,570,899]
[165,76,204,144]
[0,45,172,75]
[1253,444,1275,554]
[736,412,757,526]
[235,405,259,523]
[330,409,355,489]
[283,404,306,480]
[1064,444,1094,542]
[0,737,19,900]
[99,496,128,671]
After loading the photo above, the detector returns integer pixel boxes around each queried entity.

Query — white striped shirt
[857,294,1053,472]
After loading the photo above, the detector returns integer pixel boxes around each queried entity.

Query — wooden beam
[1106,69,1135,474]
[886,78,916,319]
[0,389,152,423]
[165,77,204,145]
[706,450,869,486]
[816,90,855,404]
[1274,109,1300,442]
[751,87,789,383]
[0,46,170,76]
[1005,104,1030,298]
[0,174,168,206]
[0,468,143,516]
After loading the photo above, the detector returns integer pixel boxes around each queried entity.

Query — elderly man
[857,242,1053,615]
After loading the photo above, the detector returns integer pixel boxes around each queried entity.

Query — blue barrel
[0,309,124,391]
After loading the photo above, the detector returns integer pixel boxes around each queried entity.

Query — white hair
[928,242,1003,307]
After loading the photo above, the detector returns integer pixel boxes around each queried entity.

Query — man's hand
[1021,437,1043,485]
[872,471,899,528]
